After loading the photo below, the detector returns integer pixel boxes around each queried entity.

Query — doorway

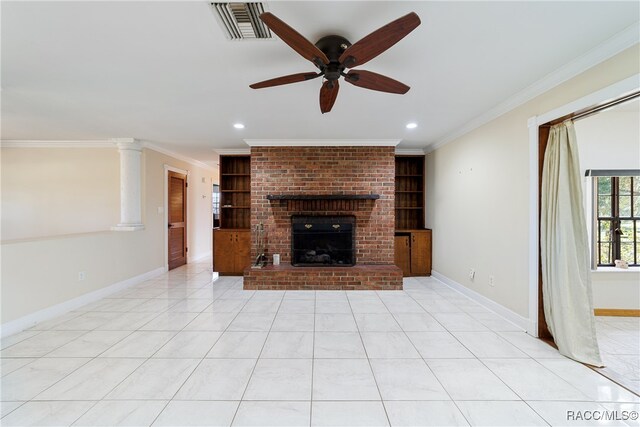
[530,79,639,392]
[167,168,188,270]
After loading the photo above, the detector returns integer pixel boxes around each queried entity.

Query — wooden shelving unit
[395,156,425,230]
[219,155,251,229]
[394,155,431,277]
[214,155,252,275]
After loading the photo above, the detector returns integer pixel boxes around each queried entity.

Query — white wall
[574,107,640,310]
[1,145,215,326]
[426,45,639,319]
[1,148,119,241]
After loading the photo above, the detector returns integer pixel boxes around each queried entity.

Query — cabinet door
[410,231,432,275]
[234,231,252,273]
[394,236,411,277]
[214,230,236,274]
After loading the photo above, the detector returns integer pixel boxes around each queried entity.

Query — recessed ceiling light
[233,123,245,129]
[406,122,417,129]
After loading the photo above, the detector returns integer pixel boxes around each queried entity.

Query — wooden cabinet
[394,155,431,277]
[214,155,251,275]
[394,235,411,276]
[213,229,251,275]
[395,230,432,276]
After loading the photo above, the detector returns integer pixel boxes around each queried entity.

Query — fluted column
[111,138,144,231]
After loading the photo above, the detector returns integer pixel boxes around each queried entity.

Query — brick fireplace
[243,146,402,290]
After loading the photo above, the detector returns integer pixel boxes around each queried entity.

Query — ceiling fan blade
[339,12,420,68]
[345,70,410,94]
[319,80,339,114]
[260,13,329,66]
[250,72,321,89]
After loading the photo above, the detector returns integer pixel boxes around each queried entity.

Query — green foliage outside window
[596,176,639,266]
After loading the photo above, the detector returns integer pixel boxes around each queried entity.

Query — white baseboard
[188,250,212,264]
[431,270,532,333]
[0,266,166,338]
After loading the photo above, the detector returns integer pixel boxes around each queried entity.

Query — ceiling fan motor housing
[315,35,351,81]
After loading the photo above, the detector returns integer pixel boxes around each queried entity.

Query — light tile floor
[596,316,640,394]
[1,261,639,426]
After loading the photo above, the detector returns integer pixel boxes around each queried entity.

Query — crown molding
[427,23,640,153]
[214,148,251,155]
[0,138,216,172]
[395,148,426,155]
[244,139,401,147]
[0,140,114,148]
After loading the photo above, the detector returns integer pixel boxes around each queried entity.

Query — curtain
[540,120,603,367]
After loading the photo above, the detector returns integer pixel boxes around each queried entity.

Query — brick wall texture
[250,146,396,265]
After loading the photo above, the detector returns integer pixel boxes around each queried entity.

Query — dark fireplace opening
[291,216,355,267]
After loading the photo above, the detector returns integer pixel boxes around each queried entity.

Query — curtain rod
[548,91,639,126]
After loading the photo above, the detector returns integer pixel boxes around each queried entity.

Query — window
[212,184,220,228]
[595,176,640,266]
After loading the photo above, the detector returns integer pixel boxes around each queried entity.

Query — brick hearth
[244,146,402,290]
[244,264,402,290]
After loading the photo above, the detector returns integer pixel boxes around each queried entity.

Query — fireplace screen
[291,216,355,266]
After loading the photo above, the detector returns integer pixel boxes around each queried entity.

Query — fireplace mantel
[266,194,380,200]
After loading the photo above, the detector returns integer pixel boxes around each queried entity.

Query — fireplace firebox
[291,216,355,266]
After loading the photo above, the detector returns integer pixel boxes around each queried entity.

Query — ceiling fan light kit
[249,12,421,113]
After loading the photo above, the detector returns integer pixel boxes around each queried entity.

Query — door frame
[164,165,190,271]
[526,74,639,337]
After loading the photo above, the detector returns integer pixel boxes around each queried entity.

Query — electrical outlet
[488,275,495,287]
[78,272,86,281]
[468,269,475,280]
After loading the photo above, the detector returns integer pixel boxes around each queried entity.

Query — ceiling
[2,1,638,167]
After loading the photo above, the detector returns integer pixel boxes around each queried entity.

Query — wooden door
[394,236,411,276]
[213,230,235,273]
[410,232,431,275]
[234,230,252,273]
[168,171,187,270]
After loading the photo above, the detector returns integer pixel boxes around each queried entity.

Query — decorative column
[111,138,144,231]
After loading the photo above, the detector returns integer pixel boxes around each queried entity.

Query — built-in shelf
[395,156,425,230]
[219,155,251,229]
[266,194,380,201]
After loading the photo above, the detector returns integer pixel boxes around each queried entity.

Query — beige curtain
[541,120,603,367]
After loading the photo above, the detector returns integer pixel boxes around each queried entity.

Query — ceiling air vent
[211,2,272,40]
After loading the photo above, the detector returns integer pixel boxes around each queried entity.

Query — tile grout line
[387,281,473,426]
[345,291,390,426]
[228,282,286,426]
[148,274,250,426]
[72,267,220,426]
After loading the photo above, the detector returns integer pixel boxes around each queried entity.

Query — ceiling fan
[249,12,421,113]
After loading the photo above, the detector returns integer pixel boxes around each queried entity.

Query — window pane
[620,196,632,217]
[634,196,640,218]
[620,243,634,264]
[620,220,634,243]
[620,177,632,195]
[597,177,612,195]
[599,220,612,242]
[598,196,612,217]
[599,242,612,265]
[633,177,640,195]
